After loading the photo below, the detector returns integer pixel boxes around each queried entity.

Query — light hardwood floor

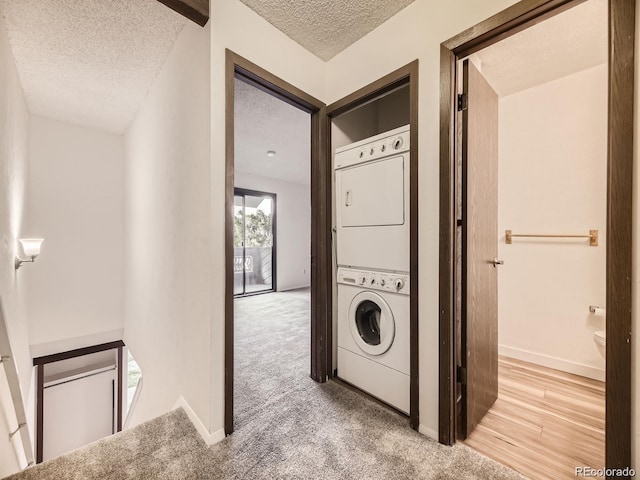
[464,356,605,480]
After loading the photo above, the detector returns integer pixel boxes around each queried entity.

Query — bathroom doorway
[439,0,634,476]
[458,3,608,474]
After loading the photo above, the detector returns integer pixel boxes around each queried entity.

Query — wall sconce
[15,238,44,270]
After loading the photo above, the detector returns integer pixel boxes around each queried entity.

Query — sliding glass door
[234,188,277,296]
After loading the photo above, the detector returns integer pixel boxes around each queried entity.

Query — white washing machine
[335,125,410,272]
[336,266,410,414]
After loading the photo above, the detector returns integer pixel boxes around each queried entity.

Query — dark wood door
[460,59,499,437]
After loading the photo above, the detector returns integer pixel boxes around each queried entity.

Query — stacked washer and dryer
[334,125,410,414]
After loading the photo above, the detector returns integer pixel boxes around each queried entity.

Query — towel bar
[505,229,598,246]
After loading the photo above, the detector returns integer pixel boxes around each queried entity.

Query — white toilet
[593,330,606,358]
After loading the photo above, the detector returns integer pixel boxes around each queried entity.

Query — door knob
[492,258,504,267]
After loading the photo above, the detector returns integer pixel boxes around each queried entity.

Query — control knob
[359,275,367,285]
[370,277,376,286]
[394,278,405,290]
[379,278,385,286]
[392,137,404,150]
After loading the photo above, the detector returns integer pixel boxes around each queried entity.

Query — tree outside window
[234,208,273,247]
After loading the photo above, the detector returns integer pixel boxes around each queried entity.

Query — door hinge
[456,218,463,227]
[457,93,467,111]
[456,365,467,385]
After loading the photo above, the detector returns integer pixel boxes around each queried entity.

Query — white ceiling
[238,0,415,61]
[474,0,607,97]
[234,79,311,185]
[0,0,186,133]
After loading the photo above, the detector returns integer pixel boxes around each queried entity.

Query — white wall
[26,116,124,346]
[124,21,214,435]
[497,64,607,381]
[235,171,310,291]
[325,0,518,439]
[0,10,32,477]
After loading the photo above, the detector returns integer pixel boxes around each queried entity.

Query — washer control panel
[337,267,409,295]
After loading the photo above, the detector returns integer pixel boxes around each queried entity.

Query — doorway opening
[233,188,277,297]
[326,61,419,429]
[439,0,634,474]
[33,341,124,463]
[457,1,608,474]
[224,51,329,435]
[231,75,310,429]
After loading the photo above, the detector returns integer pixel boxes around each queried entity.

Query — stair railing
[0,297,35,469]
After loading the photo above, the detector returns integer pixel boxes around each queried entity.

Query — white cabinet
[337,156,405,228]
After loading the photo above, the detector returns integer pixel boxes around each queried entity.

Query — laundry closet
[330,84,413,415]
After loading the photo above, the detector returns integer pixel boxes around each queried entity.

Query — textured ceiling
[0,0,186,133]
[0,0,606,137]
[238,0,415,61]
[234,79,310,185]
[474,0,607,97]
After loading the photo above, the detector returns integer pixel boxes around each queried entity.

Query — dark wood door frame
[232,187,278,297]
[438,0,635,471]
[225,50,329,436]
[326,60,419,430]
[155,0,209,27]
[33,340,125,464]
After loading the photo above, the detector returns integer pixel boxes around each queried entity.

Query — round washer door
[348,291,395,356]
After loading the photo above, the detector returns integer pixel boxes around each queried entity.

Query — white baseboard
[418,424,438,441]
[278,284,311,292]
[173,396,225,446]
[499,345,605,382]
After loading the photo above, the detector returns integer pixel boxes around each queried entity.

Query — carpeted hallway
[6,289,524,479]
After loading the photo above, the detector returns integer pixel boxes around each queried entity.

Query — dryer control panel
[337,267,409,295]
[334,125,409,170]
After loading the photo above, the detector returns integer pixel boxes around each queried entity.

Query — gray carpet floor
[6,289,525,479]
